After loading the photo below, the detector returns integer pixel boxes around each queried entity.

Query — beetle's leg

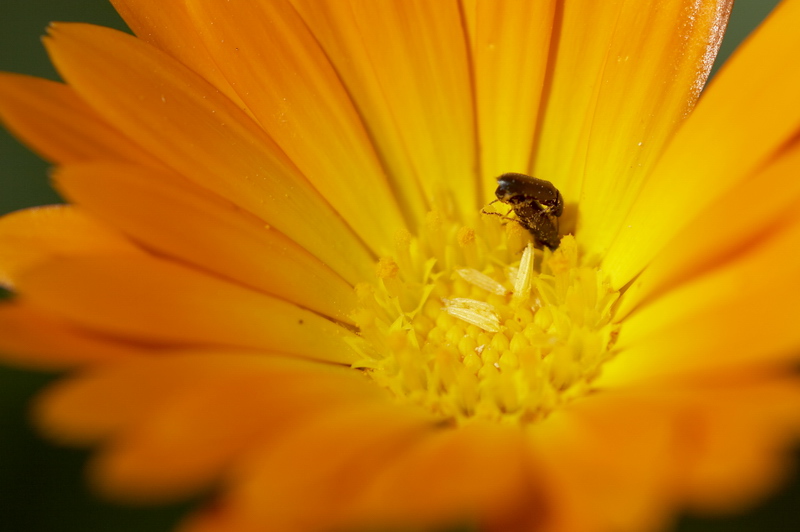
[481,209,506,219]
[480,209,523,228]
[480,208,514,221]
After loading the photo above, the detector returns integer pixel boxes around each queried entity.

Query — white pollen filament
[442,298,502,332]
[356,228,621,425]
[456,268,509,295]
[512,244,535,305]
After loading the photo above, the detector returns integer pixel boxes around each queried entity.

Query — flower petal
[598,210,800,387]
[470,1,556,183]
[0,303,141,369]
[108,0,252,115]
[290,0,478,220]
[0,205,139,287]
[576,0,733,256]
[343,423,527,527]
[0,74,159,166]
[604,0,800,287]
[529,397,675,532]
[222,404,435,531]
[43,23,374,284]
[529,379,800,531]
[34,353,383,501]
[54,162,356,324]
[617,139,800,319]
[533,0,731,252]
[16,255,359,364]
[185,0,410,252]
[673,377,800,513]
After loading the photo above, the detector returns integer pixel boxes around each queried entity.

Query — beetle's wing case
[495,173,561,206]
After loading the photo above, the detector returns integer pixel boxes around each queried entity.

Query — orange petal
[604,0,800,287]
[54,162,356,324]
[178,509,259,532]
[92,363,382,502]
[471,1,556,184]
[673,377,800,513]
[288,0,430,227]
[108,0,252,116]
[16,255,359,364]
[227,404,434,530]
[343,423,527,528]
[34,353,382,501]
[530,378,800,532]
[35,353,362,445]
[35,356,194,446]
[44,23,374,284]
[290,0,478,220]
[529,395,675,532]
[0,74,160,166]
[617,139,800,319]
[185,0,409,253]
[598,208,800,387]
[0,205,139,287]
[0,303,141,369]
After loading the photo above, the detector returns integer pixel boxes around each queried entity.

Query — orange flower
[2,1,800,531]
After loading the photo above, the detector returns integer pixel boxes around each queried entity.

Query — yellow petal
[617,140,800,319]
[0,74,159,166]
[471,1,556,184]
[185,0,409,253]
[604,0,800,287]
[598,211,800,387]
[290,0,478,220]
[533,0,731,256]
[531,0,625,207]
[44,23,374,285]
[54,162,356,324]
[0,304,140,369]
[108,0,252,116]
[0,205,139,287]
[576,0,731,257]
[16,255,359,364]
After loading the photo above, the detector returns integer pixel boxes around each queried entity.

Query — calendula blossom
[2,0,800,531]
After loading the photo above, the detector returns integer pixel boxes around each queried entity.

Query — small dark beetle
[488,173,563,250]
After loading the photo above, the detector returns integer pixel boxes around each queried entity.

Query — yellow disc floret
[353,212,620,426]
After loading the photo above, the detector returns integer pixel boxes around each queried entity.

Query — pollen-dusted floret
[352,213,620,425]
[375,256,400,279]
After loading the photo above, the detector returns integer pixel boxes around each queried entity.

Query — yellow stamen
[353,212,620,425]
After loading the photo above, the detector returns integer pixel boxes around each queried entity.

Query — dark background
[0,1,796,531]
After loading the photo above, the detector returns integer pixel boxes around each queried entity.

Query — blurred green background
[0,1,795,531]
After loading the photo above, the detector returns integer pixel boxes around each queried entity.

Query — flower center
[352,211,620,426]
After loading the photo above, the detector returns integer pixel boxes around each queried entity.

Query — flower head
[2,1,800,531]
